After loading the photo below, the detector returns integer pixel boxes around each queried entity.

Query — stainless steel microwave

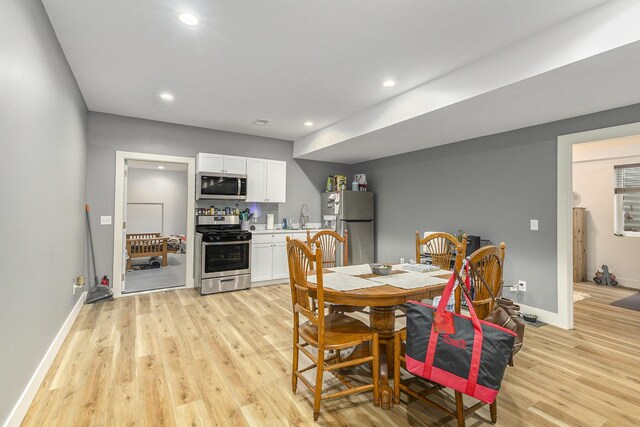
[196,172,247,200]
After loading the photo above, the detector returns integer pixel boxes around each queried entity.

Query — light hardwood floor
[22,282,640,426]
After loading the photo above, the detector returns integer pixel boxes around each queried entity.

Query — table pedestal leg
[369,306,396,410]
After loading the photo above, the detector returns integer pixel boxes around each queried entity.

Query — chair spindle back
[286,237,325,328]
[306,229,348,269]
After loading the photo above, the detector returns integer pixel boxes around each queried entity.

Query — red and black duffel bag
[405,260,516,404]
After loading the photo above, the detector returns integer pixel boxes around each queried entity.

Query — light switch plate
[530,219,539,231]
[101,216,112,225]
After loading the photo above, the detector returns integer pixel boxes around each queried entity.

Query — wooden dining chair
[416,231,466,270]
[286,237,379,421]
[393,243,507,426]
[396,232,466,318]
[306,229,349,269]
[456,243,506,319]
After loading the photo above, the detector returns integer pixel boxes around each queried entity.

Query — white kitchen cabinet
[246,158,287,203]
[196,153,246,174]
[251,234,290,282]
[251,243,274,282]
[223,155,247,175]
[197,153,224,173]
[246,158,267,202]
[272,242,289,279]
[266,160,287,203]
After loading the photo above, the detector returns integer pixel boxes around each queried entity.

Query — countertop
[250,228,325,235]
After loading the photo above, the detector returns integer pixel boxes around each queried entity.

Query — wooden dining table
[306,266,452,410]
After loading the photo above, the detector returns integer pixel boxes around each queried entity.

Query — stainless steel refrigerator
[321,191,374,265]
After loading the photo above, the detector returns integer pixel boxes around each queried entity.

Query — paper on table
[327,264,372,275]
[307,272,379,291]
[368,272,449,289]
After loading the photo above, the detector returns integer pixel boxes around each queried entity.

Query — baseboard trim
[3,292,86,427]
[615,276,640,290]
[251,279,288,288]
[517,303,562,328]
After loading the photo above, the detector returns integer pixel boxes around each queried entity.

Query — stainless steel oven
[196,172,247,200]
[195,216,252,295]
[201,240,250,279]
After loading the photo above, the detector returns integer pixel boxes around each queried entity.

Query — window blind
[614,163,640,194]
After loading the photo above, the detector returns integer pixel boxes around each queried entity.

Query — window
[614,163,640,236]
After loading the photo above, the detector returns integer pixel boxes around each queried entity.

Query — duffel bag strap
[426,260,484,397]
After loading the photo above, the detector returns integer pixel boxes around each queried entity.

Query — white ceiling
[43,0,607,145]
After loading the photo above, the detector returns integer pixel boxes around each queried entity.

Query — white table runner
[327,264,372,275]
[368,272,449,289]
[307,272,379,291]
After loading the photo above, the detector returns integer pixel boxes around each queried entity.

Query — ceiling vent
[252,119,270,126]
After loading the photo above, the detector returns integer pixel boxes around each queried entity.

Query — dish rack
[400,263,440,273]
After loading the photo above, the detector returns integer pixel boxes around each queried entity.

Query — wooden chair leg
[393,333,401,404]
[291,348,299,393]
[454,391,466,427]
[490,398,497,423]
[372,334,380,407]
[292,324,299,393]
[313,347,324,421]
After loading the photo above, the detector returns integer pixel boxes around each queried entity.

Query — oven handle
[203,241,251,246]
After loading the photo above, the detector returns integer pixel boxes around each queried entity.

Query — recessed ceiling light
[304,121,314,126]
[178,12,199,26]
[382,80,397,87]
[252,119,270,126]
[158,166,165,169]
[159,92,174,102]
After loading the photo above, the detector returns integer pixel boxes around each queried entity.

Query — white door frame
[113,151,196,297]
[556,121,640,329]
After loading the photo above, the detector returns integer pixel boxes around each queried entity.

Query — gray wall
[0,0,87,424]
[86,112,351,279]
[353,103,640,313]
[127,168,188,235]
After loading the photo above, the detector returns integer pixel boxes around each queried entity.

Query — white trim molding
[557,121,640,330]
[113,151,196,297]
[3,292,86,427]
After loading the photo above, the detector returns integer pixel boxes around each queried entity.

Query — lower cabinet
[251,235,290,282]
[251,243,275,282]
[272,242,289,279]
[250,231,318,283]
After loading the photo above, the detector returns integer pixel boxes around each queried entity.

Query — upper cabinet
[196,153,246,175]
[246,158,267,202]
[223,155,247,175]
[266,160,286,203]
[246,158,287,203]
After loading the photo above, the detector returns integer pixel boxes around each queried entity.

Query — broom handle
[85,204,99,286]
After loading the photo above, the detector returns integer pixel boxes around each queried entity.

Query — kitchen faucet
[299,204,309,229]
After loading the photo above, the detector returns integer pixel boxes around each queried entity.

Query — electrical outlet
[101,216,112,225]
[530,219,539,231]
[509,285,518,292]
[518,280,527,292]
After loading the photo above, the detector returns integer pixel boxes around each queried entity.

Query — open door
[121,163,128,293]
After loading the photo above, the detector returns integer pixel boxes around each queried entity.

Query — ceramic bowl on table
[370,264,392,275]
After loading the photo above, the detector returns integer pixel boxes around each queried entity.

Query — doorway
[571,137,640,309]
[557,122,640,329]
[112,152,195,297]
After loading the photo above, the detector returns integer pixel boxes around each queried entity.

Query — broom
[85,204,114,304]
